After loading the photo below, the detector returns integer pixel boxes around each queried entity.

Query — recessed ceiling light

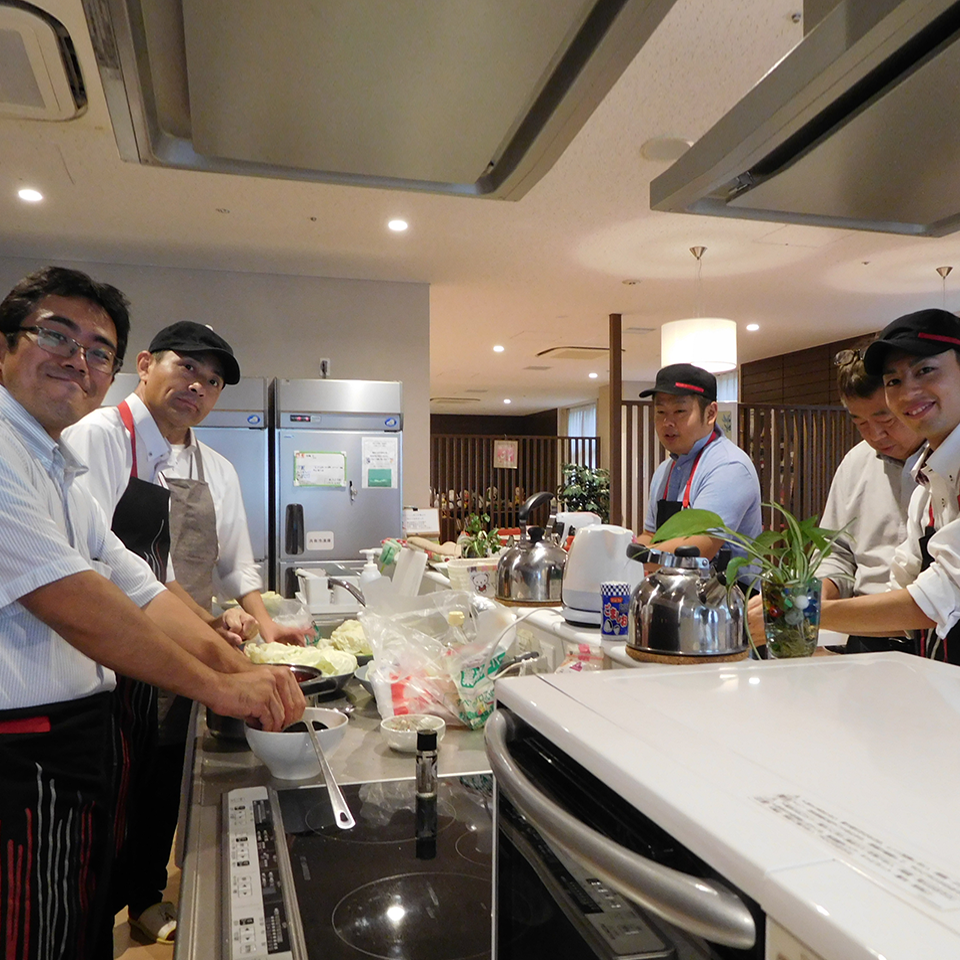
[746,323,760,332]
[588,372,599,379]
[503,398,511,405]
[493,344,505,353]
[18,188,43,202]
[387,219,408,232]
[639,137,693,162]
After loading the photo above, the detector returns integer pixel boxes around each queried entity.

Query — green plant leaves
[558,463,610,522]
[650,508,724,541]
[649,501,851,588]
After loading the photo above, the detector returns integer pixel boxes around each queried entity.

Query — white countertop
[495,653,960,960]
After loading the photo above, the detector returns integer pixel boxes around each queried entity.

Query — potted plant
[558,464,610,522]
[651,503,850,658]
[458,512,503,559]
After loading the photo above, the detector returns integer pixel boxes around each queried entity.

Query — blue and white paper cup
[600,581,631,636]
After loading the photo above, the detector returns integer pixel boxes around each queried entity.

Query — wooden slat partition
[618,401,859,534]
[737,404,860,528]
[431,435,600,541]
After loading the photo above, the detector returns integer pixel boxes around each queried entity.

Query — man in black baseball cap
[639,362,718,402]
[821,307,960,665]
[64,319,306,941]
[148,319,241,385]
[636,362,761,572]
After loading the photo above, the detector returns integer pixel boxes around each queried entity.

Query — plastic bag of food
[360,591,517,728]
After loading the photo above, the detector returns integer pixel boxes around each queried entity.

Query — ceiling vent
[80,0,679,198]
[429,397,481,405]
[0,2,85,120]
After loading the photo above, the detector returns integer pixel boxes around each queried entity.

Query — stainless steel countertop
[174,679,491,960]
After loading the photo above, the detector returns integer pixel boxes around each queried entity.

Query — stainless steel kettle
[625,544,747,659]
[496,491,567,605]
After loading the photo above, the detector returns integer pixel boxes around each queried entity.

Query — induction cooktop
[225,775,493,960]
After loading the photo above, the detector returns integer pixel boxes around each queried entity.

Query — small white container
[245,707,348,780]
[445,557,499,596]
[380,714,446,753]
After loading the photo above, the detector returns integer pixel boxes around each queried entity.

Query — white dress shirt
[891,422,960,636]
[817,439,924,598]
[0,386,164,710]
[64,393,262,601]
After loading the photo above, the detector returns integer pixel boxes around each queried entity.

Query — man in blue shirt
[637,363,762,565]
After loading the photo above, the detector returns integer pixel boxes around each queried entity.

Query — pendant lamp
[660,247,737,374]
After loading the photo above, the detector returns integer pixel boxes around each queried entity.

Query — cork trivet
[625,646,750,665]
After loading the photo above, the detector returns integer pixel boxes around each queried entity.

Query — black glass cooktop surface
[277,775,493,959]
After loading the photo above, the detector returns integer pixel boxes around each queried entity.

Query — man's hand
[212,664,305,731]
[212,607,258,647]
[258,616,311,646]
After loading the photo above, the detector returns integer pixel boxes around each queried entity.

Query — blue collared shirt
[0,385,164,710]
[644,427,762,546]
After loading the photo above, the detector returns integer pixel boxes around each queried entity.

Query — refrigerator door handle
[285,503,305,554]
[349,480,357,503]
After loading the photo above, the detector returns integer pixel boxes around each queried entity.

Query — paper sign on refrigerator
[362,436,398,488]
[294,450,346,486]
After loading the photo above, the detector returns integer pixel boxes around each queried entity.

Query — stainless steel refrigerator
[273,379,403,597]
[101,374,271,590]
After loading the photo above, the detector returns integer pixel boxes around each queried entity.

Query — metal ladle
[288,719,356,829]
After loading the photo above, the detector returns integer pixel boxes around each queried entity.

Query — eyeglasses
[18,324,120,374]
[835,348,862,367]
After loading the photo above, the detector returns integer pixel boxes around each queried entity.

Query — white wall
[0,257,432,505]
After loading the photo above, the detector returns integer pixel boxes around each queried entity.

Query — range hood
[650,0,960,236]
[80,0,677,200]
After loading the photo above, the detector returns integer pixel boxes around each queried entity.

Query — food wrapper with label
[360,591,517,729]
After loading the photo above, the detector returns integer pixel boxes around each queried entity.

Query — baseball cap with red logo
[639,363,717,402]
[863,309,960,376]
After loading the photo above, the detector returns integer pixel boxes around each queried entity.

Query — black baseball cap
[863,309,960,376]
[148,321,241,385]
[639,363,717,402]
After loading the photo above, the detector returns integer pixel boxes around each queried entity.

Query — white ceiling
[4,0,960,415]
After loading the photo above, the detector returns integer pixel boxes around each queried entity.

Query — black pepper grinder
[415,729,438,859]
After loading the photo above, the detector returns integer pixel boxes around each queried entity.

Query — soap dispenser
[359,548,382,587]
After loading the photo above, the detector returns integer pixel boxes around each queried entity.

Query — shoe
[129,901,177,944]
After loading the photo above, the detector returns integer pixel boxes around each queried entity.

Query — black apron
[106,401,172,909]
[915,498,960,665]
[0,693,114,960]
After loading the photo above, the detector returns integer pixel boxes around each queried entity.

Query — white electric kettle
[561,523,644,626]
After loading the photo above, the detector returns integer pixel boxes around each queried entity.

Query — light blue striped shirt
[0,385,164,710]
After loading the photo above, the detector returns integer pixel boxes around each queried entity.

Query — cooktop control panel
[224,786,293,960]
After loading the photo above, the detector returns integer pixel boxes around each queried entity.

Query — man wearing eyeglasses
[0,266,304,960]
[815,348,925,651]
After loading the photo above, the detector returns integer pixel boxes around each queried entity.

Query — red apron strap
[117,400,139,480]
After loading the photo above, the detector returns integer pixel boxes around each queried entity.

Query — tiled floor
[112,851,181,959]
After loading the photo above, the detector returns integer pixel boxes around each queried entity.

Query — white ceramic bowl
[245,707,348,780]
[380,714,446,753]
[354,662,374,696]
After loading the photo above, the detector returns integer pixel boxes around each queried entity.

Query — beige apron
[166,440,219,609]
[159,439,220,742]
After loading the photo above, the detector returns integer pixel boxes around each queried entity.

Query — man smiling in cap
[821,308,960,665]
[637,363,761,569]
[65,320,306,942]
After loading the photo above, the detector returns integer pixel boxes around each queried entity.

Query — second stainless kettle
[496,492,566,605]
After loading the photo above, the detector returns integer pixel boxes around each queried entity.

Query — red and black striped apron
[0,692,114,960]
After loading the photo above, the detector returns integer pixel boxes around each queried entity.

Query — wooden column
[609,313,622,526]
